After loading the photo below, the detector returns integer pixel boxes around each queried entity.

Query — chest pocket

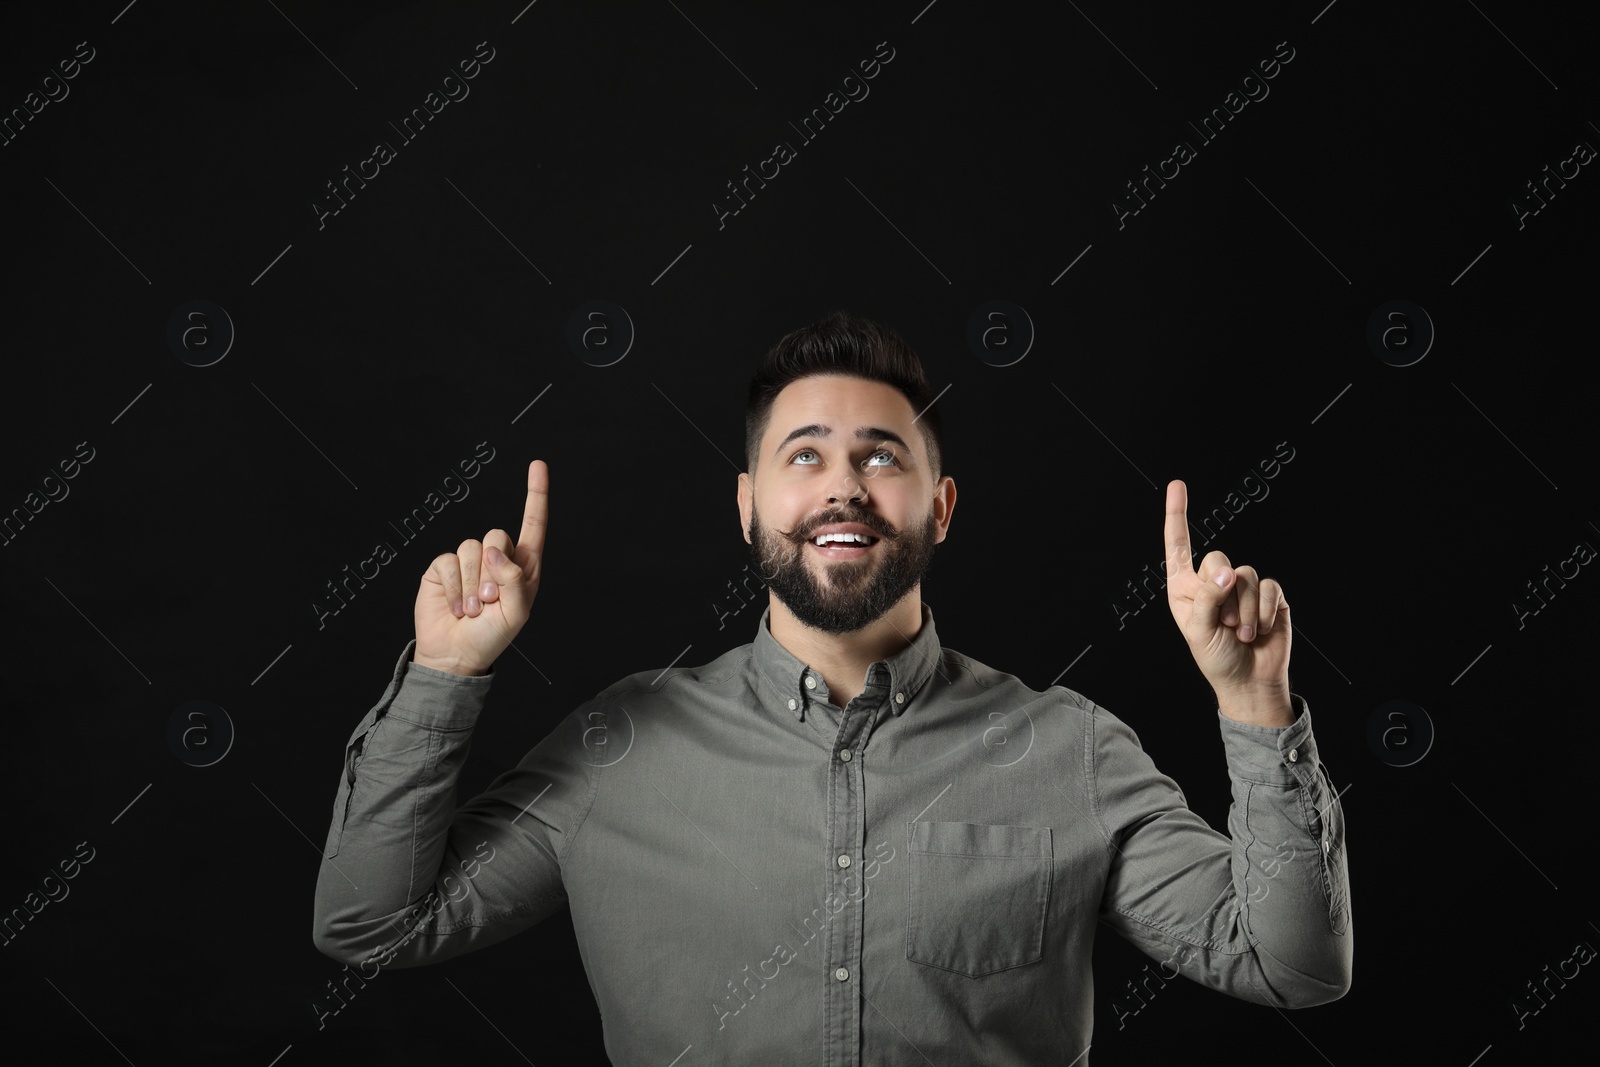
[906,821,1052,977]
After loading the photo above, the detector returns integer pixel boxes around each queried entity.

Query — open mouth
[808,533,880,557]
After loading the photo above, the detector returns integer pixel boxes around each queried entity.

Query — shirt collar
[751,600,943,721]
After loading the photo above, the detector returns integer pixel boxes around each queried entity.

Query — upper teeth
[815,532,872,545]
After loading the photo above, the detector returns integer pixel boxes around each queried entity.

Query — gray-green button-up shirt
[312,602,1351,1065]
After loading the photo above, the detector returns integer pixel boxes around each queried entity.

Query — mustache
[785,509,894,543]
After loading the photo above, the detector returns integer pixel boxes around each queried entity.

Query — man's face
[737,374,955,635]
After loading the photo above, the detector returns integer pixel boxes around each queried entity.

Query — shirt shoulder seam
[560,705,608,861]
[1085,701,1117,859]
[591,650,749,703]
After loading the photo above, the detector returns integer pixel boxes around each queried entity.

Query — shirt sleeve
[311,639,599,970]
[1090,692,1352,1007]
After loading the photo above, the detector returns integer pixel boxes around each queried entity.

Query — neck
[765,591,924,707]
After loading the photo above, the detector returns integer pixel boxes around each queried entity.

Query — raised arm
[310,461,591,972]
[1092,478,1351,1007]
[1092,695,1352,1010]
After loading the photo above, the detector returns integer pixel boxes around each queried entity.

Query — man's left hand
[1162,479,1292,709]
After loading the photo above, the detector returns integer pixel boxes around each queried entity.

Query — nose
[828,472,868,505]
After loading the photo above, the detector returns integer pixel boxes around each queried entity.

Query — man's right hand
[413,460,548,676]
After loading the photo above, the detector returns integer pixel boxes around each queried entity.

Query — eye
[790,448,900,467]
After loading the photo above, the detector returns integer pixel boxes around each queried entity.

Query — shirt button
[894,692,905,705]
[805,676,817,690]
[837,854,851,868]
[839,749,852,762]
[835,967,849,982]
[787,698,797,711]
[1287,747,1298,763]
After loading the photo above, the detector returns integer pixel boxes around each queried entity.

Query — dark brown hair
[745,310,944,479]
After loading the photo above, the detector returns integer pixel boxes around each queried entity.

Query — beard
[746,499,939,635]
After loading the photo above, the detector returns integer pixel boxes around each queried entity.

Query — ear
[737,471,753,543]
[931,475,957,545]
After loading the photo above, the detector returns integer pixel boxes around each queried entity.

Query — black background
[2,1,1596,1064]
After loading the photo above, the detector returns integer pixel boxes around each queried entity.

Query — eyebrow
[773,424,912,459]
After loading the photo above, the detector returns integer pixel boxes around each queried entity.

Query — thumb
[483,544,527,615]
[1189,565,1232,637]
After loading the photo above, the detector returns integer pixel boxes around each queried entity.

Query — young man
[312,311,1351,1065]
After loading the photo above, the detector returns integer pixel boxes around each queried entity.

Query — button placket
[823,690,879,1066]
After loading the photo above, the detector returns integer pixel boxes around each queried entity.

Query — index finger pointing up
[1165,479,1195,577]
[517,459,549,561]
